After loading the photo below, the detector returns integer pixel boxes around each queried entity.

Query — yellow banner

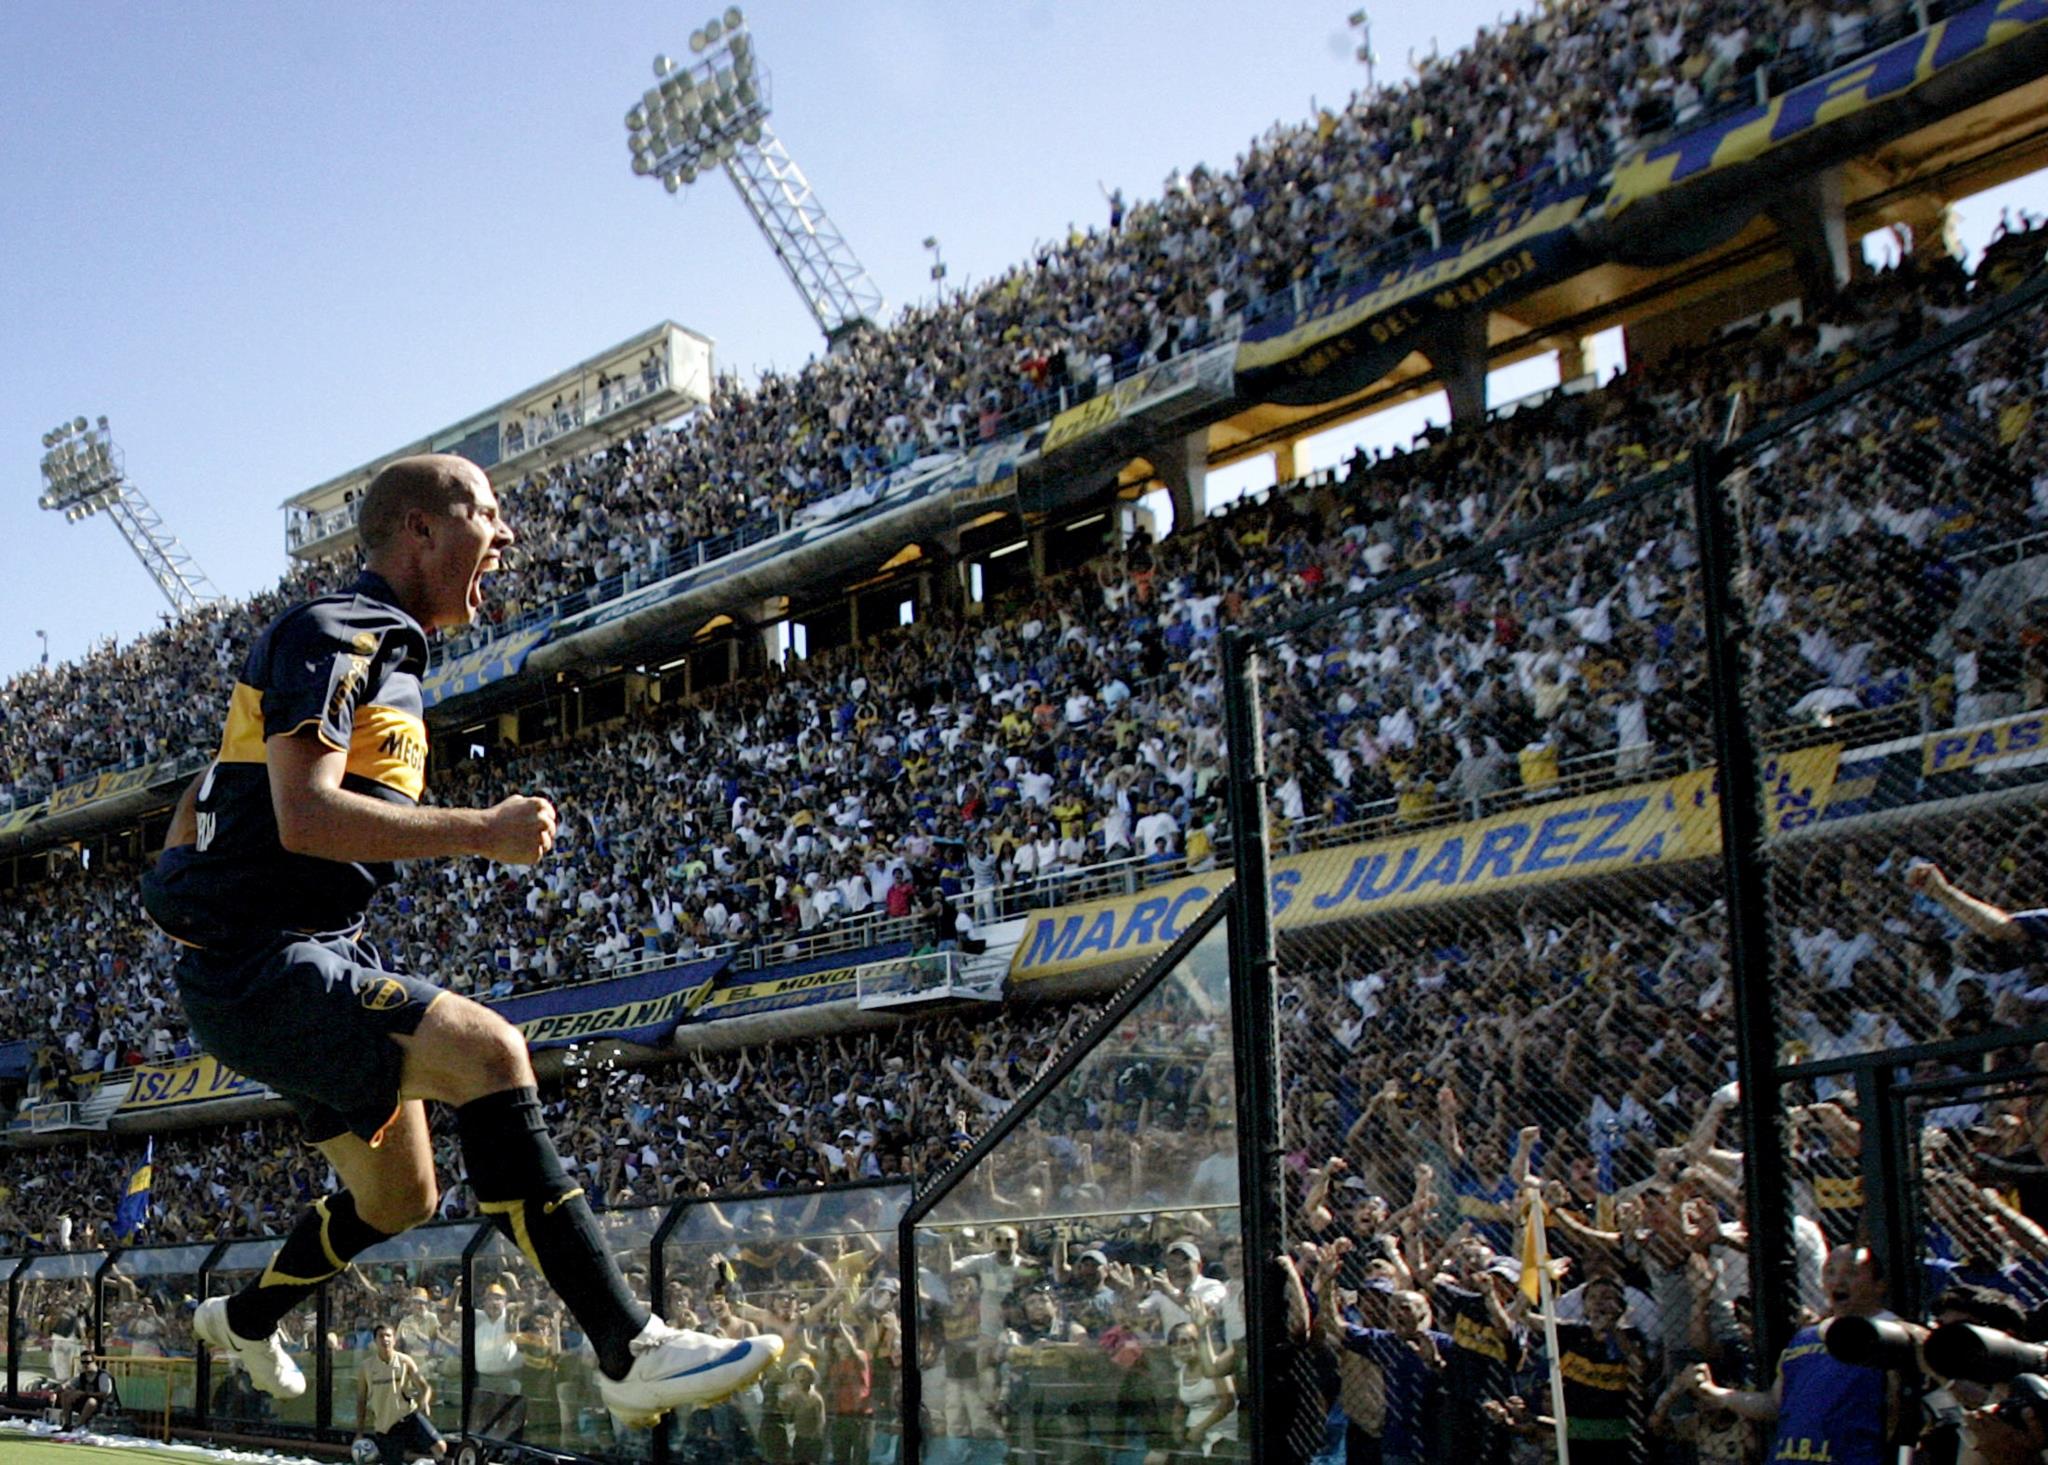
[1923,710,2048,774]
[0,804,43,835]
[94,762,157,801]
[1010,748,1840,982]
[120,1054,269,1112]
[698,964,864,1020]
[1041,381,1144,457]
[47,780,96,814]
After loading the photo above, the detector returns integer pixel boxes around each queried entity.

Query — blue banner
[422,619,555,708]
[1234,191,1594,406]
[488,955,727,1050]
[1609,0,2048,212]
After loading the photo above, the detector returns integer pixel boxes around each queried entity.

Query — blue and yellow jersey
[142,572,430,947]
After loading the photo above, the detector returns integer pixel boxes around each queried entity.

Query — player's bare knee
[359,1182,438,1234]
[466,1014,533,1092]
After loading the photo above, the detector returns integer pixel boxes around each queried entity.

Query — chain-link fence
[1239,457,1743,1465]
[1211,270,2048,1465]
[1729,271,2048,1447]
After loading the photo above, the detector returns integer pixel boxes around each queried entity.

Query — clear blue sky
[0,2,2038,685]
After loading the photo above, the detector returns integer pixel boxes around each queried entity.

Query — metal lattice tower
[721,123,886,344]
[37,416,222,616]
[625,7,886,347]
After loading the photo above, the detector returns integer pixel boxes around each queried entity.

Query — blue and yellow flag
[113,1140,152,1241]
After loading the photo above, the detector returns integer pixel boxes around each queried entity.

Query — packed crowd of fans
[4,234,2041,1094]
[0,1007,1092,1251]
[263,0,1965,667]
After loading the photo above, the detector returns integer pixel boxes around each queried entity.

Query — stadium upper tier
[3,0,2037,820]
[2,237,2045,1083]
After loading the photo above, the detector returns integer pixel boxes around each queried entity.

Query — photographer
[1686,1245,1906,1464]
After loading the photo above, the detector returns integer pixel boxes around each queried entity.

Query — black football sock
[457,1085,650,1380]
[226,1191,392,1340]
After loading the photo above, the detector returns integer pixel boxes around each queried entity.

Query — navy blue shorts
[173,934,445,1145]
[372,1406,445,1463]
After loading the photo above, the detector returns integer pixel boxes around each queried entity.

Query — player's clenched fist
[479,795,557,864]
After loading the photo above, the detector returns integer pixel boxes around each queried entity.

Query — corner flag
[113,1140,153,1241]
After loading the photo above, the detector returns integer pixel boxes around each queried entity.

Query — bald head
[358,455,485,555]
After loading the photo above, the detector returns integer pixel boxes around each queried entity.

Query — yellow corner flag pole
[1526,1191,1571,1465]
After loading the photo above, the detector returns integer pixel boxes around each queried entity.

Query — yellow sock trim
[257,1198,346,1290]
[481,1198,545,1273]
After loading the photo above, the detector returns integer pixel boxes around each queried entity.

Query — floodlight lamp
[664,172,682,194]
[725,6,743,29]
[923,236,938,249]
[654,53,673,77]
[633,153,654,175]
[736,79,757,106]
[72,417,86,433]
[1349,9,1366,25]
[643,88,660,110]
[96,416,107,430]
[689,28,707,53]
[681,164,698,184]
[744,121,762,145]
[627,106,646,129]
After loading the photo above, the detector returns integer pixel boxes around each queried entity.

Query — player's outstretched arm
[268,730,555,866]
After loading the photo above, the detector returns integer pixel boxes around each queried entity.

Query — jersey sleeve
[2012,909,2048,950]
[261,611,381,751]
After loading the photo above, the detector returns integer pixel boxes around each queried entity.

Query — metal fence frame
[1218,268,2048,1458]
[0,1176,912,1463]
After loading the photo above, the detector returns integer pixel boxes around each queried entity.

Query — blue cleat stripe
[649,1340,754,1381]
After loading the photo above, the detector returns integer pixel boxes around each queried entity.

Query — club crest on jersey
[359,976,407,1012]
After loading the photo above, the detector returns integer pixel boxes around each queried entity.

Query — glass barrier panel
[665,1185,912,1465]
[207,1238,316,1432]
[334,1221,483,1448]
[2,1257,24,1397]
[468,1204,662,1459]
[16,1252,103,1396]
[101,1242,212,1420]
[915,915,1242,1465]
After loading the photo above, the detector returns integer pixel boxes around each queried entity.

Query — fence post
[1690,447,1799,1369]
[1222,629,1282,1465]
[1855,1065,1914,1320]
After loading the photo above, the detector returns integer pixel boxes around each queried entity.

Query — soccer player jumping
[142,455,780,1424]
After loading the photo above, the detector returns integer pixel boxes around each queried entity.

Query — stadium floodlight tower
[36,415,221,616]
[624,7,886,351]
